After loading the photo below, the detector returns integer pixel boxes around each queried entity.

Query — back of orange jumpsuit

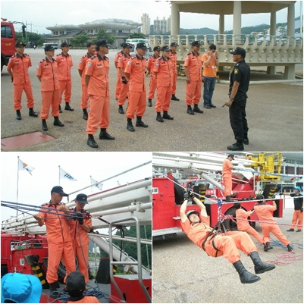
[56,52,73,104]
[222,159,233,197]
[38,202,75,284]
[235,208,264,244]
[78,53,91,109]
[147,55,158,100]
[181,214,257,263]
[254,203,291,246]
[7,53,35,110]
[69,209,92,283]
[117,52,131,106]
[36,57,60,119]
[114,51,123,99]
[184,52,202,106]
[85,54,110,135]
[67,296,99,303]
[169,49,178,95]
[124,55,147,119]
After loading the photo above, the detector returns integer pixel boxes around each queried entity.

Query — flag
[18,158,35,175]
[59,167,77,181]
[90,176,103,190]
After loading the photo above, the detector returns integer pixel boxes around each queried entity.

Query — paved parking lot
[1,49,303,152]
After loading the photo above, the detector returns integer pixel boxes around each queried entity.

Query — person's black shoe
[193,104,203,113]
[148,99,152,107]
[29,108,38,117]
[118,105,124,114]
[156,112,164,122]
[59,105,62,113]
[296,229,302,232]
[225,196,232,202]
[127,118,135,132]
[227,142,244,151]
[187,105,194,115]
[287,244,293,252]
[210,104,216,108]
[233,260,261,284]
[171,95,180,101]
[42,119,48,131]
[243,138,249,145]
[53,116,64,127]
[16,110,21,120]
[99,129,115,140]
[65,102,74,111]
[163,111,174,120]
[286,228,294,232]
[136,116,148,127]
[263,242,273,252]
[83,108,88,120]
[204,105,211,109]
[249,251,275,274]
[87,134,98,148]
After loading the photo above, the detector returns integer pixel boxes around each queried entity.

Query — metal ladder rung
[110,261,139,265]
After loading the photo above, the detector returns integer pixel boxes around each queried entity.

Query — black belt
[202,230,220,257]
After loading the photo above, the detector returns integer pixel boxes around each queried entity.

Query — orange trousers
[223,176,232,197]
[204,231,257,264]
[40,90,60,119]
[261,224,290,246]
[155,85,172,112]
[126,90,146,119]
[59,80,72,103]
[47,241,76,284]
[171,70,177,95]
[115,70,121,99]
[81,85,89,109]
[13,83,34,110]
[86,94,109,134]
[185,80,202,106]
[240,226,264,244]
[118,82,129,106]
[148,77,157,99]
[289,210,303,230]
[73,243,89,283]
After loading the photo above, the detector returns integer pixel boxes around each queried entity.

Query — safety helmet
[294,186,301,192]
[186,210,199,219]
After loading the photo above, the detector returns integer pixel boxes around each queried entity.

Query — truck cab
[1,19,16,71]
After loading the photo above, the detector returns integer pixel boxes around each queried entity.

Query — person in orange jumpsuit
[234,202,265,246]
[222,154,235,201]
[69,194,92,283]
[169,42,180,101]
[147,46,160,107]
[66,271,99,303]
[180,192,275,284]
[117,43,132,114]
[57,42,74,112]
[33,186,76,295]
[184,40,203,115]
[7,41,38,120]
[114,45,124,100]
[85,39,115,148]
[254,194,293,252]
[124,42,148,132]
[36,45,64,131]
[287,186,303,232]
[153,46,173,122]
[78,42,96,120]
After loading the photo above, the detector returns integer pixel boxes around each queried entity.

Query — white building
[141,13,150,35]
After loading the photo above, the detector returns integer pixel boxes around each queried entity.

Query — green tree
[128,33,147,39]
[15,31,43,46]
[95,28,115,45]
[70,34,91,47]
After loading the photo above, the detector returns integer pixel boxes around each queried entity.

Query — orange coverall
[114,51,123,99]
[67,296,99,303]
[235,209,264,244]
[7,53,35,110]
[117,53,131,106]
[56,52,73,104]
[147,55,158,99]
[85,54,110,135]
[181,214,257,263]
[69,209,92,283]
[222,159,233,197]
[36,58,60,119]
[184,52,202,106]
[38,202,75,284]
[124,55,147,119]
[153,56,172,112]
[254,203,291,246]
[78,53,91,109]
[169,49,178,95]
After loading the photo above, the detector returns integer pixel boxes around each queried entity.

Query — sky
[1,0,302,34]
[1,152,152,221]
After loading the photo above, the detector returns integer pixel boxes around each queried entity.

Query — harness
[202,228,220,257]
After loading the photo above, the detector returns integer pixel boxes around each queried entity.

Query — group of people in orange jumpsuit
[33,186,92,299]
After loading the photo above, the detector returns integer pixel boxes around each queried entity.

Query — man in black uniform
[287,186,303,232]
[223,47,250,151]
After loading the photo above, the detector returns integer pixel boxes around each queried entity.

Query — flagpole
[90,176,93,193]
[16,156,20,217]
[59,165,60,186]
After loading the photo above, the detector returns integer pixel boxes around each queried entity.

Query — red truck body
[1,19,16,71]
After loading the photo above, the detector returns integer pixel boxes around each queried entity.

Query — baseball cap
[96,39,110,48]
[230,47,246,58]
[161,46,170,52]
[1,273,42,303]
[191,40,201,47]
[294,186,301,191]
[44,44,54,51]
[227,154,234,160]
[153,46,160,51]
[136,42,147,50]
[170,42,179,47]
[66,271,86,292]
[61,42,71,47]
[121,42,132,48]
[186,210,199,218]
[15,41,26,48]
[51,186,68,196]
[75,193,88,204]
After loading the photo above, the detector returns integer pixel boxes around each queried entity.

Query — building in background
[153,16,171,34]
[141,13,150,35]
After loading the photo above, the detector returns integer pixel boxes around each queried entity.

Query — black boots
[42,119,48,131]
[243,138,249,145]
[16,110,21,120]
[49,282,60,299]
[87,134,98,148]
[136,116,148,128]
[148,99,152,107]
[226,196,232,202]
[287,244,293,252]
[118,105,124,114]
[156,112,164,122]
[249,251,275,274]
[127,118,135,132]
[227,141,244,151]
[233,260,260,284]
[83,108,88,120]
[65,102,74,111]
[163,111,174,120]
[263,242,273,252]
[99,128,115,140]
[187,105,194,115]
[53,116,64,127]
[171,94,179,101]
[29,108,38,117]
[193,104,203,113]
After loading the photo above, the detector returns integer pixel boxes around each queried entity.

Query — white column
[233,1,242,37]
[219,14,224,34]
[287,3,295,36]
[171,2,180,35]
[267,11,276,75]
